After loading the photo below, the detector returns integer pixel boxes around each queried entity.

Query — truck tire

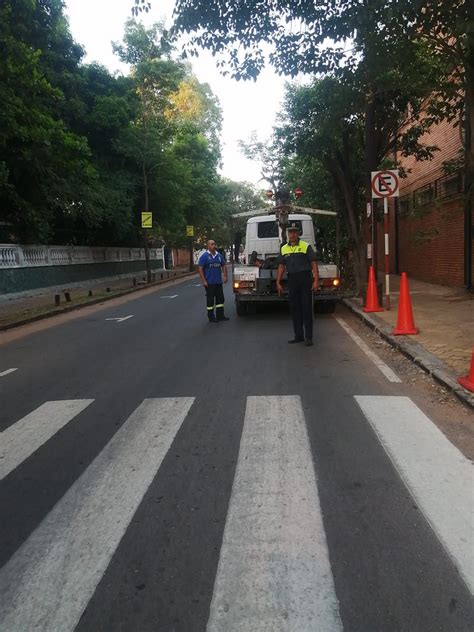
[314,300,336,314]
[236,299,247,316]
[323,300,336,314]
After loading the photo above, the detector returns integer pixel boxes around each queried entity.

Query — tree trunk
[142,161,152,284]
[365,94,378,275]
[333,161,367,295]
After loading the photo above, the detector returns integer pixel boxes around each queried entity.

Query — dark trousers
[288,272,313,340]
[206,284,225,320]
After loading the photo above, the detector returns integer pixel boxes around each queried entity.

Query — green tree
[113,19,185,279]
[277,74,440,291]
[213,179,267,252]
[171,0,457,289]
[0,0,93,242]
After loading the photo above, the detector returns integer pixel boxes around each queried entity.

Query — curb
[342,298,474,410]
[0,270,198,332]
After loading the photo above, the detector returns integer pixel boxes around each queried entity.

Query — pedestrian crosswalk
[0,398,194,632]
[0,399,93,481]
[0,394,472,630]
[208,396,342,631]
[356,396,474,595]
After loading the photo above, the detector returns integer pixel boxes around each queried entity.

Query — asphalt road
[0,277,473,631]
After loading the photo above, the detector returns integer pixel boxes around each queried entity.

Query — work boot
[217,316,230,321]
[305,339,314,346]
[288,338,304,344]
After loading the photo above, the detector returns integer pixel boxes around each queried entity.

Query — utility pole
[142,163,152,284]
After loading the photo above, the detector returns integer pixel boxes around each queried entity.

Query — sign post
[367,202,373,262]
[371,170,399,309]
[141,212,153,283]
[186,226,195,271]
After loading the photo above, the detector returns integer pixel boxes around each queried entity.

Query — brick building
[376,115,472,288]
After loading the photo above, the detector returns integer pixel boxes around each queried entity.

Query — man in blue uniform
[198,240,229,323]
[276,222,319,345]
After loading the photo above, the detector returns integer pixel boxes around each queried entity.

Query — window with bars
[413,183,434,208]
[435,171,463,200]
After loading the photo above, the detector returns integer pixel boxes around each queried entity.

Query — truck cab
[233,213,341,315]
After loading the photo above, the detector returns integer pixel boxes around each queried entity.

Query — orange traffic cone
[392,272,418,335]
[363,266,384,313]
[458,349,474,392]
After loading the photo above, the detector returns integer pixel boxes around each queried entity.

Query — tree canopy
[171,0,470,288]
[0,1,255,251]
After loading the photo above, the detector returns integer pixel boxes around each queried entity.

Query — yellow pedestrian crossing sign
[141,212,152,229]
[186,225,194,237]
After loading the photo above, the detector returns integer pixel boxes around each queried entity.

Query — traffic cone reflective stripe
[363,266,384,313]
[392,272,418,335]
[458,349,474,392]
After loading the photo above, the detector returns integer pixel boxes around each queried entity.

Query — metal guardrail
[0,245,165,269]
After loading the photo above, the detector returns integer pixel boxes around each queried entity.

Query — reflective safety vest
[280,239,314,275]
[281,240,310,257]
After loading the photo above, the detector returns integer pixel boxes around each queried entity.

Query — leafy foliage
[0,2,248,250]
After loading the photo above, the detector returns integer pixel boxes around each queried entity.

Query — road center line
[334,316,401,383]
[0,397,195,631]
[207,395,342,631]
[160,294,178,299]
[355,395,474,594]
[0,400,94,481]
[0,368,18,377]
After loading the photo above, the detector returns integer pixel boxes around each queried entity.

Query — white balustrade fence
[0,244,165,269]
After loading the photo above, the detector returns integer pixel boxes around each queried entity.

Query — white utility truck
[232,205,341,316]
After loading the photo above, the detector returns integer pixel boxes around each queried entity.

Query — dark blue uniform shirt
[198,251,225,284]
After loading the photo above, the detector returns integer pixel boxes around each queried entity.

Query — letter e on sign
[371,170,399,199]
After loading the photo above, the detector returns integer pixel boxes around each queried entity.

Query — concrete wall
[0,244,165,295]
[0,259,164,295]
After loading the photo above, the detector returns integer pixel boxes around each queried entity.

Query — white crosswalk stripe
[356,395,474,595]
[0,399,94,481]
[0,397,194,632]
[0,393,471,628]
[207,395,343,631]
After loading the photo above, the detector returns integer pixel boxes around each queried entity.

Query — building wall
[377,115,471,287]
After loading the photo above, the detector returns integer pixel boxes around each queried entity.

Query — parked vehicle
[232,206,341,316]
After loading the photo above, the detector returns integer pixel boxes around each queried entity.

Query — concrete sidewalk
[344,275,474,407]
[0,267,193,329]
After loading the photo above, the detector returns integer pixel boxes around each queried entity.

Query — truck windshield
[257,220,302,238]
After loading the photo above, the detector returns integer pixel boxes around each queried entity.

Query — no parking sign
[371,170,399,199]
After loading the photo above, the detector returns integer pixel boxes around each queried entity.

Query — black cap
[288,222,300,231]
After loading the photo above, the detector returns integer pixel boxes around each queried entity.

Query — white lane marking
[160,294,178,299]
[0,400,94,481]
[105,315,134,322]
[335,316,401,383]
[0,368,18,377]
[0,397,194,631]
[207,395,342,631]
[189,284,202,287]
[355,395,474,595]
